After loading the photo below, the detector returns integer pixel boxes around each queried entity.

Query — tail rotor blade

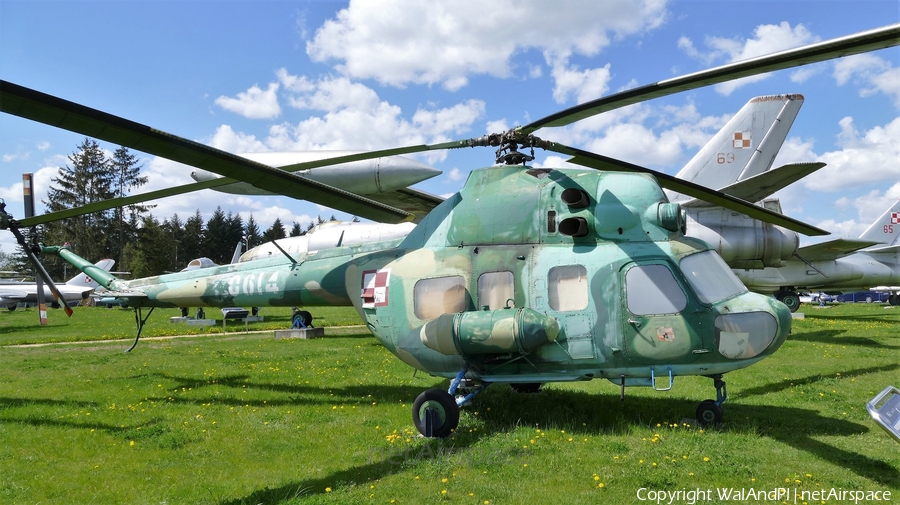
[0,200,73,317]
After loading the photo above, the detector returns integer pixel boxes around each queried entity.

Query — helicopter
[1,24,899,437]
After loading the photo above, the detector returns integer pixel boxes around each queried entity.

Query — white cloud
[550,62,612,104]
[834,54,900,106]
[800,117,900,192]
[215,82,282,119]
[258,72,486,159]
[306,0,666,90]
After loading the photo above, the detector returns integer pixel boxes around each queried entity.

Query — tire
[696,399,723,427]
[889,294,899,306]
[778,292,800,313]
[865,296,873,303]
[412,389,459,438]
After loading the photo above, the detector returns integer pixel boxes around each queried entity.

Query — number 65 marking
[885,224,894,234]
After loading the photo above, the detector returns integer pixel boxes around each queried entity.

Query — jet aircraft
[0,258,114,310]
[2,24,899,437]
[736,200,900,310]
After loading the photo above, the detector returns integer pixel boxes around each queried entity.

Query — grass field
[1,302,898,504]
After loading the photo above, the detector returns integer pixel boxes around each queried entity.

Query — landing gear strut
[696,375,727,427]
[412,363,489,438]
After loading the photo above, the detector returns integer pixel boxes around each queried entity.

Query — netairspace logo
[636,487,893,504]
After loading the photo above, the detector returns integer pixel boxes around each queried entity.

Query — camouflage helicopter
[2,24,899,437]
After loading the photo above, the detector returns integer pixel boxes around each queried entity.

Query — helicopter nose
[713,293,791,360]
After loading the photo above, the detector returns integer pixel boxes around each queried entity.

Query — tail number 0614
[228,273,280,296]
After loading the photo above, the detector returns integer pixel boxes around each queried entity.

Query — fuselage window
[477,271,515,310]
[414,275,467,320]
[548,265,588,311]
[625,264,687,315]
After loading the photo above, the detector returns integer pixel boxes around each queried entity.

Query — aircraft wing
[797,239,884,262]
[0,290,28,302]
[681,162,826,207]
[863,244,900,255]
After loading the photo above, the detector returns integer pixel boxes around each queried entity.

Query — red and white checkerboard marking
[361,269,391,308]
[732,131,752,149]
[891,212,899,225]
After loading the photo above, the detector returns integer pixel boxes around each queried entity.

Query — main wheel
[292,310,313,327]
[696,399,723,427]
[889,294,900,306]
[412,389,459,438]
[776,291,800,313]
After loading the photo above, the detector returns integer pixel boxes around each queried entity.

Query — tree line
[5,139,337,280]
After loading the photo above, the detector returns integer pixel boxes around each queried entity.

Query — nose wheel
[696,375,727,427]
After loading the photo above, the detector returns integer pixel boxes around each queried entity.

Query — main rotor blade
[553,144,829,236]
[0,80,413,223]
[16,178,232,227]
[520,23,900,134]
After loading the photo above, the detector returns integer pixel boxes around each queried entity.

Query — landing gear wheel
[889,294,899,306]
[776,291,800,312]
[181,307,189,317]
[412,389,459,438]
[696,400,723,427]
[292,310,313,327]
[510,382,543,394]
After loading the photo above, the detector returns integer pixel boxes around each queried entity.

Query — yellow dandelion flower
[129,441,135,447]
[598,483,605,488]
[441,489,447,495]
[442,478,448,483]
[325,487,332,493]
[703,457,710,462]
[594,476,600,481]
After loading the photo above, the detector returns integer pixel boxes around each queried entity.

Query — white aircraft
[0,258,115,310]
[736,200,900,310]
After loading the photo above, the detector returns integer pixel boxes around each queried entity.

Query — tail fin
[671,94,804,201]
[64,258,115,287]
[858,199,900,245]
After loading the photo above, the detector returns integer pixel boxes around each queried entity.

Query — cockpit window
[625,264,687,315]
[680,250,747,303]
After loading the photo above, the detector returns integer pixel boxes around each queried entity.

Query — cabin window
[548,265,588,311]
[478,271,514,310]
[414,275,466,320]
[625,264,687,315]
[680,250,747,303]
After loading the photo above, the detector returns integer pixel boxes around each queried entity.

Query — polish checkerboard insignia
[361,269,391,308]
[891,212,899,224]
[732,131,752,149]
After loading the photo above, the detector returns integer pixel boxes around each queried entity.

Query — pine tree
[182,210,205,267]
[108,146,151,266]
[262,218,287,242]
[42,138,116,278]
[245,214,262,248]
[163,213,186,272]
[203,207,231,264]
[289,221,303,237]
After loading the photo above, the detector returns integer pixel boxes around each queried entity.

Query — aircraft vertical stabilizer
[858,199,900,245]
[671,94,803,201]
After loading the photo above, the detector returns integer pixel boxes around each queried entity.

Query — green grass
[0,305,364,346]
[1,302,898,504]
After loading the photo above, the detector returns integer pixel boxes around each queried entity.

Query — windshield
[680,250,747,304]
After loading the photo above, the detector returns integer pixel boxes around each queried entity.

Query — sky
[1,0,899,257]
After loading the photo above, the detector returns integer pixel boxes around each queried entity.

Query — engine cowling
[420,308,559,356]
[685,207,798,269]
